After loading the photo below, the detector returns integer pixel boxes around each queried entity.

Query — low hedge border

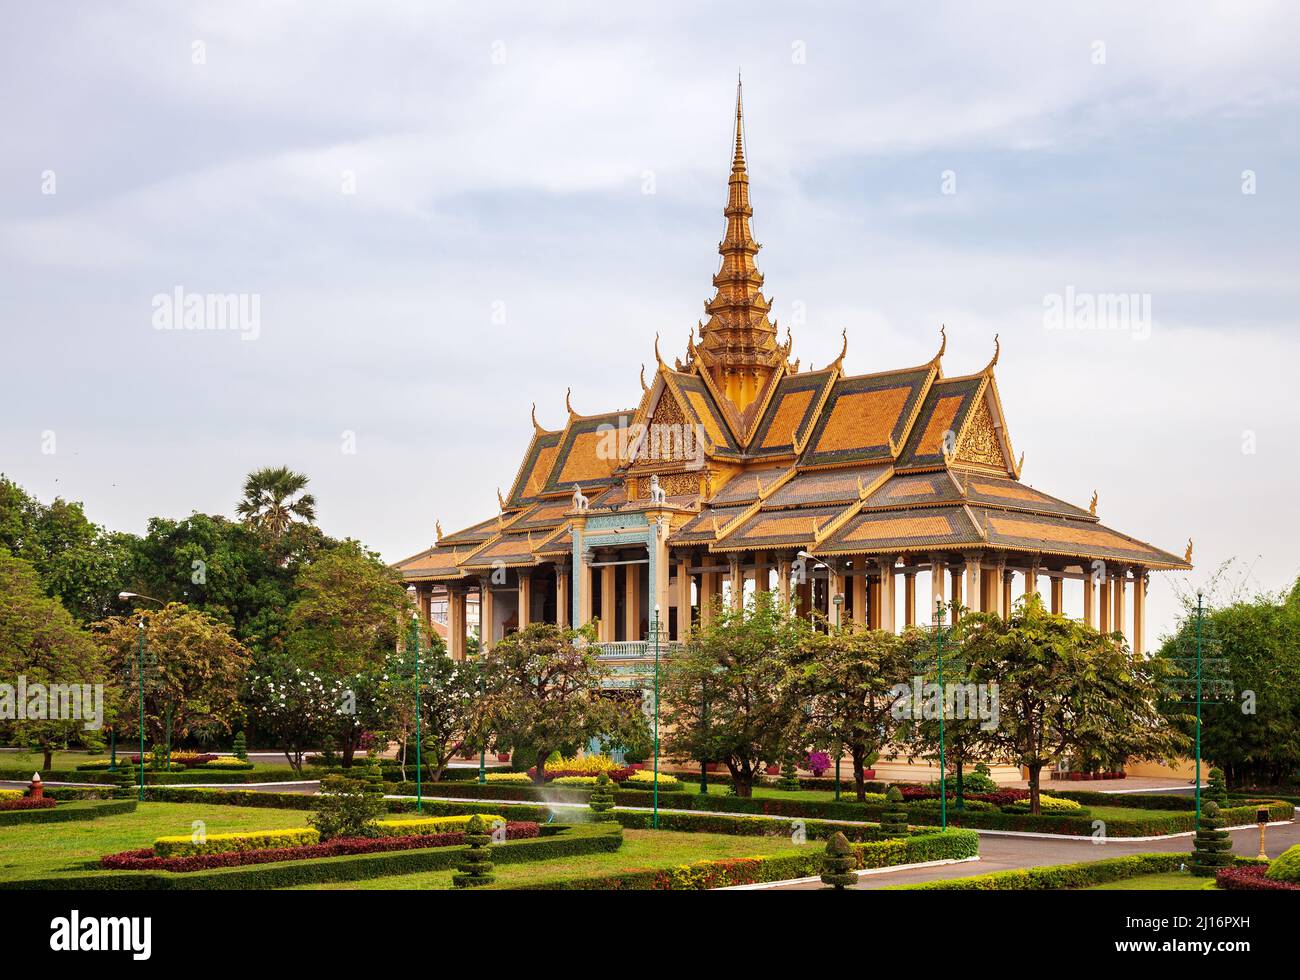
[515,828,978,890]
[613,809,893,841]
[394,782,1294,837]
[893,852,1268,890]
[0,767,313,786]
[4,821,623,890]
[141,787,558,824]
[0,799,137,826]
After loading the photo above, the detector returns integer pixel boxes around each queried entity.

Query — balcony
[594,640,683,661]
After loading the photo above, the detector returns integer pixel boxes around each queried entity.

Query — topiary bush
[232,732,248,762]
[1190,801,1232,877]
[1265,843,1300,883]
[310,775,387,840]
[880,786,909,836]
[777,754,802,792]
[452,814,495,887]
[820,831,856,890]
[589,771,616,822]
[1207,768,1228,807]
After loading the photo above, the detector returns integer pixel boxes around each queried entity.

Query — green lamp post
[408,612,423,814]
[118,592,163,802]
[652,604,662,830]
[934,597,947,831]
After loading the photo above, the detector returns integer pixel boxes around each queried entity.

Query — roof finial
[1089,489,1098,516]
[640,364,649,394]
[831,328,848,371]
[984,333,1001,372]
[931,324,947,370]
[1184,538,1193,564]
[733,71,745,169]
[654,332,666,368]
[530,402,544,435]
[435,519,444,542]
[565,387,578,419]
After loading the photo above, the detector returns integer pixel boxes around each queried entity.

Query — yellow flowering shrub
[154,828,319,858]
[545,755,623,774]
[625,770,683,790]
[0,789,24,801]
[485,772,533,784]
[374,814,505,836]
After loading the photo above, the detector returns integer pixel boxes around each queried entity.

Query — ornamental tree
[662,591,811,797]
[246,656,349,772]
[0,551,117,769]
[788,623,911,802]
[94,601,249,750]
[379,627,478,783]
[960,594,1188,814]
[476,622,648,784]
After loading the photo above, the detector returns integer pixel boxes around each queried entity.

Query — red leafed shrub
[0,797,57,811]
[100,822,539,873]
[1215,865,1300,891]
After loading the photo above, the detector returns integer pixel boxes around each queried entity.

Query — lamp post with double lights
[117,592,164,801]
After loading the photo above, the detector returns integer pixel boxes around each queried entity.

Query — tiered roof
[396,87,1190,584]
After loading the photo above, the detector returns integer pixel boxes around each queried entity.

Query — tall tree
[284,543,409,764]
[93,602,251,749]
[379,626,478,782]
[235,466,317,541]
[0,551,117,769]
[477,622,648,784]
[789,623,911,801]
[662,591,811,797]
[1157,579,1300,788]
[961,595,1187,813]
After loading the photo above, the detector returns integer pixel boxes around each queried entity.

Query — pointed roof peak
[733,73,746,170]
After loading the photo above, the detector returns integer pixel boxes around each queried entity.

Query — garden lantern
[1256,806,1270,860]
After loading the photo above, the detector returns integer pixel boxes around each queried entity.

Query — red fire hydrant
[29,772,43,800]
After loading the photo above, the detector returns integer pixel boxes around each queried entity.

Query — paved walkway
[771,819,1300,889]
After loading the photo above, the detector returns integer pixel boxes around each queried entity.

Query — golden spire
[691,76,784,422]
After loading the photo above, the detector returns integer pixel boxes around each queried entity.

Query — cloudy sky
[1,1,1296,640]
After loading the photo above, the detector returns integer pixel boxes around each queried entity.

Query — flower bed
[621,770,683,791]
[0,789,24,801]
[374,814,506,836]
[103,822,540,873]
[0,796,57,811]
[1215,865,1300,891]
[0,799,134,826]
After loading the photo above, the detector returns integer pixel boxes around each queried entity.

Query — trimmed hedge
[374,814,506,836]
[141,787,558,824]
[0,799,136,826]
[0,767,312,785]
[5,821,623,890]
[1217,865,1300,891]
[515,828,978,890]
[613,809,893,841]
[155,827,319,858]
[895,852,1267,890]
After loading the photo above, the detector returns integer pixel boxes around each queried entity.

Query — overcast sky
[1,1,1297,640]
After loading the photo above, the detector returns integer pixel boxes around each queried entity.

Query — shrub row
[6,821,623,890]
[0,767,307,785]
[102,823,540,873]
[897,852,1267,890]
[140,787,558,824]
[155,827,319,858]
[374,814,506,837]
[0,799,136,826]
[612,809,892,841]
[515,828,977,890]
[0,796,56,811]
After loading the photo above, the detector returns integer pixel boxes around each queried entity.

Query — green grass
[287,829,811,890]
[0,802,314,882]
[1085,871,1218,891]
[0,749,283,773]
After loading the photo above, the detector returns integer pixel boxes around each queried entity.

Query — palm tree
[236,466,317,539]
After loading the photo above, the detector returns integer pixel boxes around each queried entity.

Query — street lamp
[650,603,660,826]
[933,597,947,832]
[407,612,423,815]
[117,592,163,802]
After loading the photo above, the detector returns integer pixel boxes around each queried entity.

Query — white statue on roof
[572,484,589,512]
[648,473,667,504]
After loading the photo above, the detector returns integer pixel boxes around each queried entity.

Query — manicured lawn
[1086,871,1218,891]
[288,829,812,890]
[0,749,284,773]
[0,802,316,882]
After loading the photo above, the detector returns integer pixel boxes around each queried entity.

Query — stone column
[1098,570,1112,634]
[753,551,769,593]
[517,570,532,629]
[728,555,743,612]
[868,575,881,629]
[777,557,792,610]
[600,563,617,642]
[964,555,982,614]
[675,556,692,641]
[1024,563,1039,603]
[1001,567,1013,619]
[1132,569,1147,655]
[903,571,916,627]
[624,562,640,641]
[930,555,947,614]
[1112,568,1127,648]
[1082,570,1095,628]
[556,565,569,628]
[950,566,964,617]
[480,583,496,652]
[877,557,896,633]
[1049,572,1063,616]
[449,587,467,660]
[700,571,718,625]
[853,564,868,626]
[417,585,432,627]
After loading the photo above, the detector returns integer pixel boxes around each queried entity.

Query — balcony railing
[594,640,683,660]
